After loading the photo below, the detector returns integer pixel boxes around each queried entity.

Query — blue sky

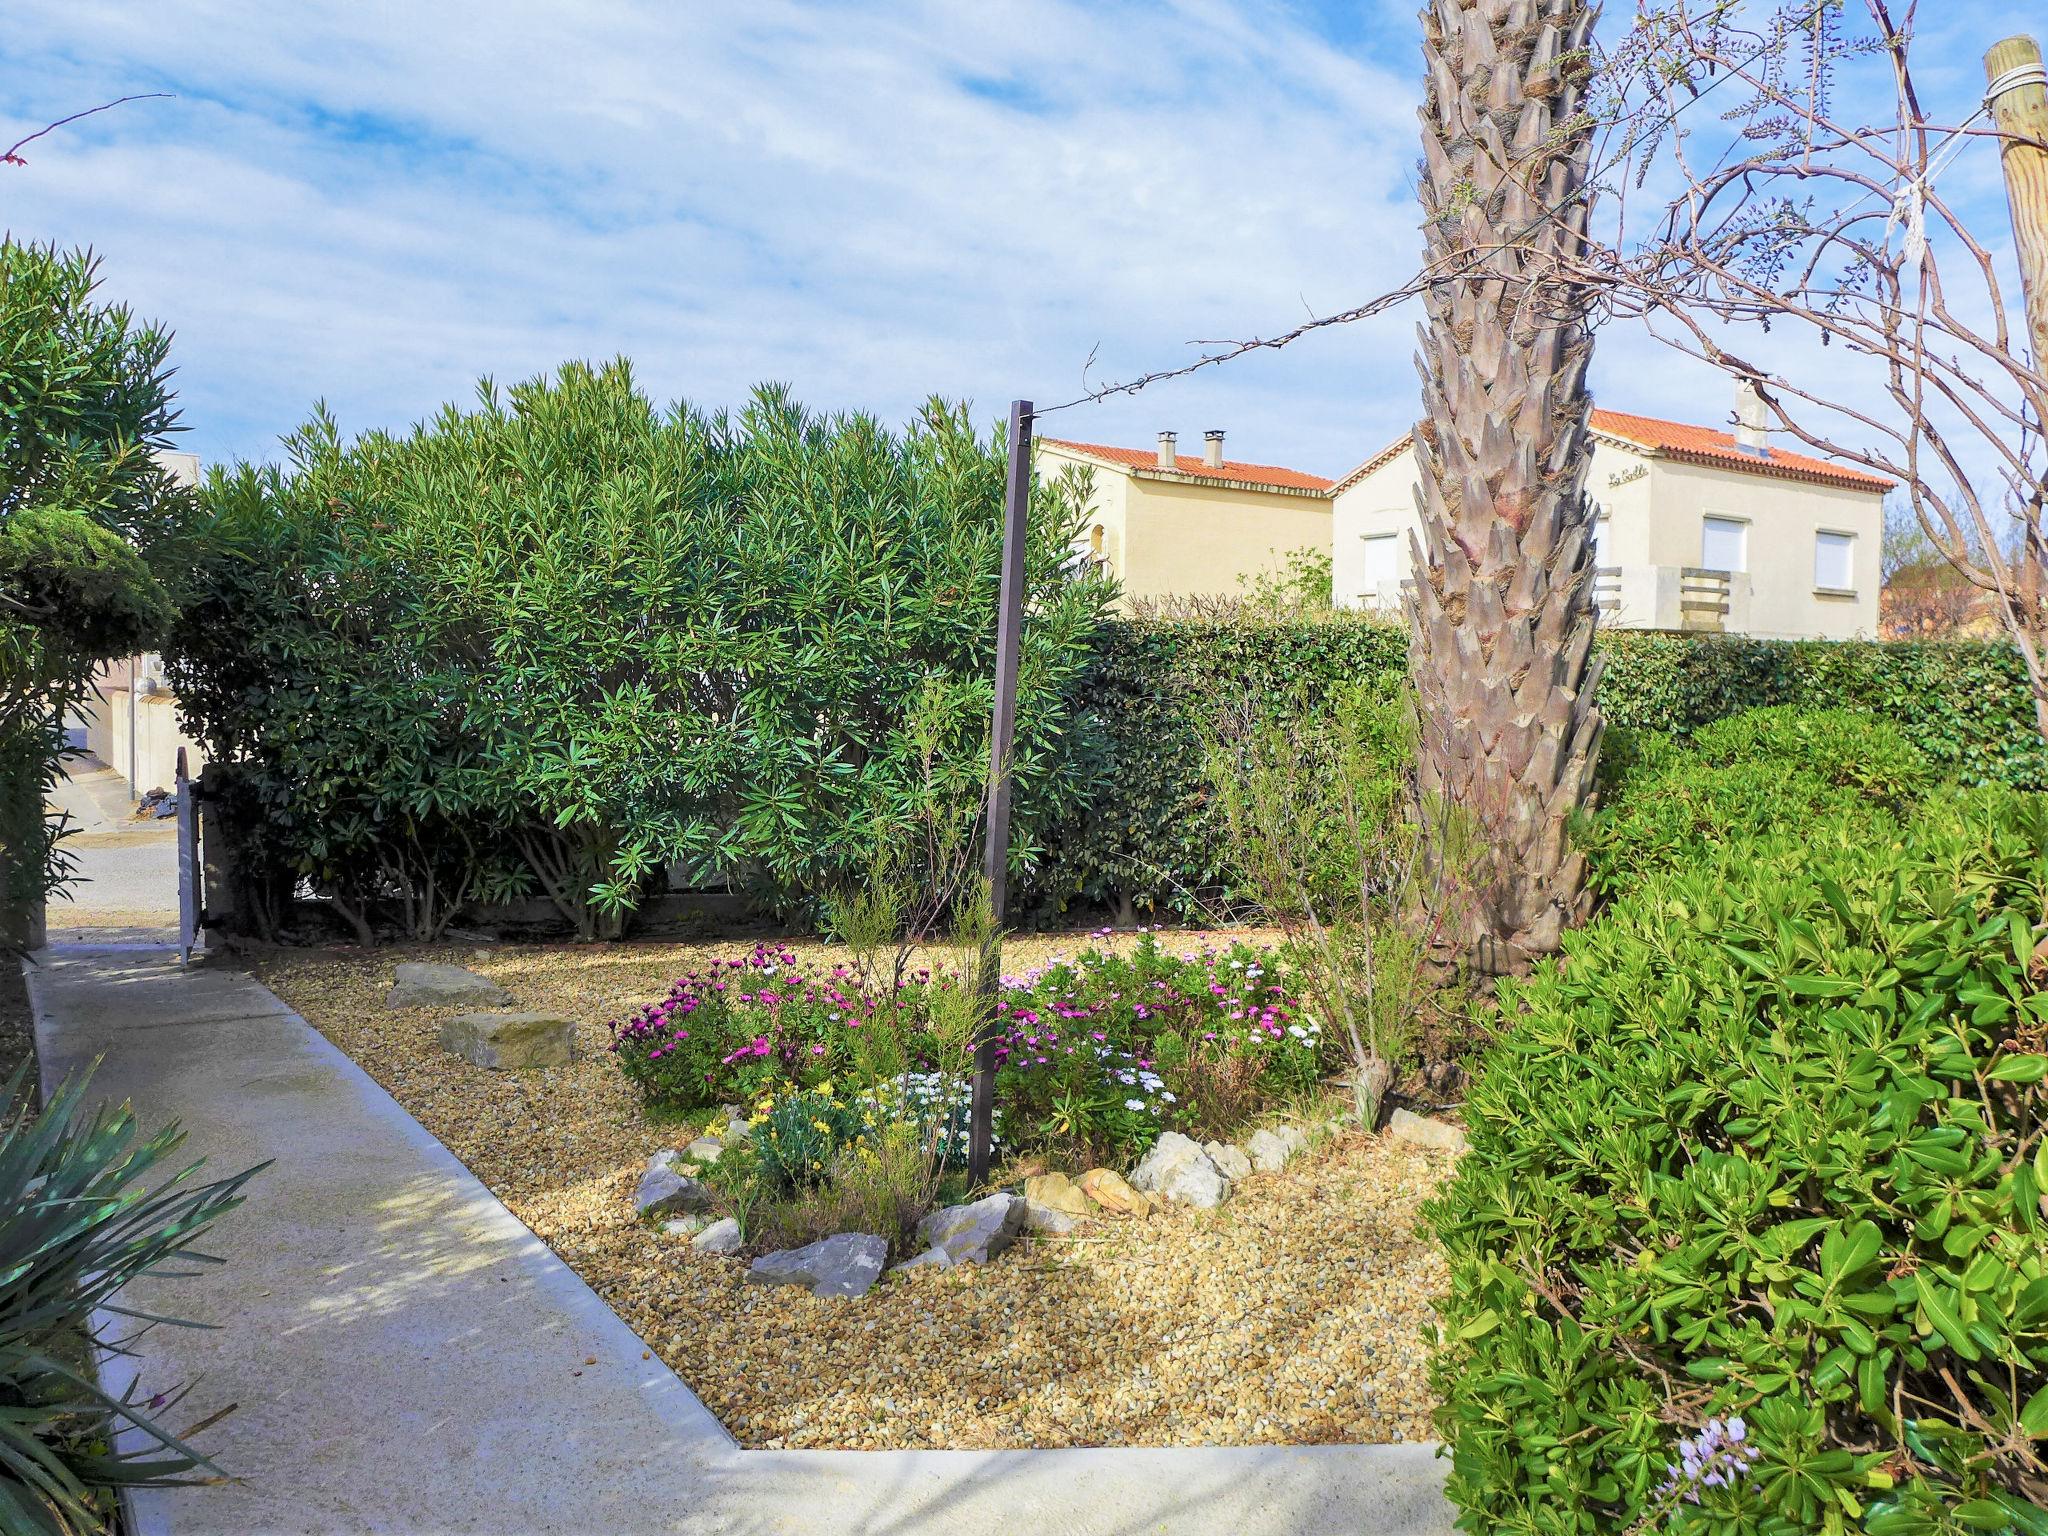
[1,0,2026,483]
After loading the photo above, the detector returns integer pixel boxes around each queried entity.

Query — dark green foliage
[1024,625,2041,922]
[167,364,1114,937]
[1585,707,1932,896]
[0,1069,261,1533]
[1024,614,1408,919]
[1426,786,2048,1534]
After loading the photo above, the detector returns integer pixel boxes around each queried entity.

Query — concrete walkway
[26,944,1455,1536]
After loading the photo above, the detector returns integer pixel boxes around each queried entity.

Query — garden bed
[257,931,1452,1450]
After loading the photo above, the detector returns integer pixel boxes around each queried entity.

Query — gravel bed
[257,934,1451,1450]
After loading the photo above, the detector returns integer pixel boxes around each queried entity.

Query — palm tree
[1408,0,1605,973]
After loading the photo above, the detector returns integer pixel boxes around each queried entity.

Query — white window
[1359,532,1403,605]
[1591,514,1611,568]
[1814,530,1855,591]
[1701,515,1747,573]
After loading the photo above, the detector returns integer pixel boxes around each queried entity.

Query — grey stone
[723,1120,752,1142]
[1023,1200,1083,1235]
[1131,1131,1230,1209]
[691,1217,743,1255]
[684,1136,725,1163]
[889,1244,954,1273]
[1387,1108,1468,1156]
[916,1193,1025,1265]
[1204,1140,1253,1181]
[385,962,511,1010]
[747,1232,889,1298]
[662,1215,710,1237]
[1272,1123,1310,1155]
[1243,1128,1293,1173]
[438,1011,575,1070]
[634,1158,715,1219]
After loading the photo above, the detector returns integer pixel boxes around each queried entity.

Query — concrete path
[26,944,1455,1536]
[46,756,178,941]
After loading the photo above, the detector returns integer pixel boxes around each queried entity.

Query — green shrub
[0,1070,261,1533]
[1427,786,2048,1534]
[1586,708,1933,897]
[1024,625,2039,924]
[168,367,1113,938]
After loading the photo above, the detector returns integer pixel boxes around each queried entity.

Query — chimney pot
[1156,431,1177,470]
[1203,429,1225,469]
[1734,379,1770,454]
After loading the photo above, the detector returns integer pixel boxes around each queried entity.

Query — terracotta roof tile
[1039,438,1334,493]
[1333,409,1893,494]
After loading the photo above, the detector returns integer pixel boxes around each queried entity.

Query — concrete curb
[26,945,1454,1536]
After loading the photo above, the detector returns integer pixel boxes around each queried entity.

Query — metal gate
[175,747,198,966]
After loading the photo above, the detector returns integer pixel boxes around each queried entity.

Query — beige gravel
[257,933,1450,1450]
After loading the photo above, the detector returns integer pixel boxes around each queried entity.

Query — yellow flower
[811,1119,831,1133]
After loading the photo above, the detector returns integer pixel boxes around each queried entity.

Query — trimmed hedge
[1023,620,2046,922]
[1426,781,2048,1534]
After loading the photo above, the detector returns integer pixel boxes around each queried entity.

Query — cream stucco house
[1331,401,1890,639]
[1036,432,1333,606]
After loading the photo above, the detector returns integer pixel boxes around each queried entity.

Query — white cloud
[0,0,2028,499]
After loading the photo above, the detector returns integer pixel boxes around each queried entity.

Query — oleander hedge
[1022,619,2047,922]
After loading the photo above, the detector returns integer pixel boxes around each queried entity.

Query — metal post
[968,399,1032,1186]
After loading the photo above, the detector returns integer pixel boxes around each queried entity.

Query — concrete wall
[1037,445,1331,607]
[1332,438,1882,639]
[76,660,207,796]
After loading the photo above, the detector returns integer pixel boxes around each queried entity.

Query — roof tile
[1039,438,1333,493]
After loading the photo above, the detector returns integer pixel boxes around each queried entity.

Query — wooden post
[1987,35,2048,369]
[968,399,1032,1186]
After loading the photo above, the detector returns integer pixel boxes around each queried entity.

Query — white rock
[684,1136,724,1163]
[691,1217,743,1255]
[1130,1131,1230,1208]
[662,1215,709,1237]
[1023,1200,1083,1235]
[1204,1140,1253,1181]
[1244,1127,1294,1173]
[1387,1107,1468,1156]
[890,1244,954,1273]
[635,1157,715,1218]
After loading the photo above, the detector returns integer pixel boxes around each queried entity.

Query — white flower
[1288,1025,1308,1040]
[1159,1091,1177,1104]
[1124,1098,1145,1111]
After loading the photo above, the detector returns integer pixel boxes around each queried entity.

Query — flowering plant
[609,930,1315,1158]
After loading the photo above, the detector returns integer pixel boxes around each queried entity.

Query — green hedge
[1022,620,2045,922]
[1426,782,2048,1534]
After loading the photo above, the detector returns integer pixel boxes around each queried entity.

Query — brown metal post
[968,399,1032,1186]
[1987,35,2048,369]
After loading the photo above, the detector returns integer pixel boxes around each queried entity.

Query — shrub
[1024,625,2042,924]
[0,1070,261,1533]
[1427,786,2048,1534]
[168,367,1113,938]
[1585,707,1933,898]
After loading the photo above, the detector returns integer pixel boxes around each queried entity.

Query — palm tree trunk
[1409,0,1605,974]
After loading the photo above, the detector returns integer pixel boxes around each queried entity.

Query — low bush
[1427,785,2048,1534]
